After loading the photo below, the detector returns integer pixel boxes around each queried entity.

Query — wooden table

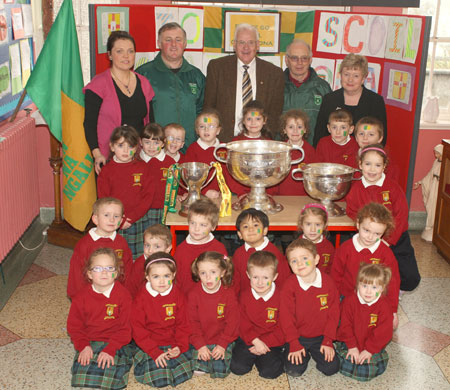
[165,196,356,250]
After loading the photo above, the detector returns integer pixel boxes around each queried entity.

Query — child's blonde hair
[143,224,172,248]
[247,250,278,276]
[188,199,220,229]
[357,263,392,294]
[144,251,177,275]
[92,197,124,216]
[280,109,310,141]
[286,237,318,259]
[297,203,328,232]
[356,202,395,238]
[328,108,353,125]
[239,100,272,139]
[84,247,121,282]
[191,251,234,287]
[355,117,384,140]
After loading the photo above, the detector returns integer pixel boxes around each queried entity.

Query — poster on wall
[365,62,381,93]
[312,57,335,86]
[96,6,129,54]
[316,12,344,54]
[179,8,204,49]
[202,52,228,74]
[19,38,30,87]
[382,62,416,111]
[9,42,21,94]
[363,15,388,58]
[384,16,407,61]
[21,4,33,37]
[341,14,368,55]
[183,51,203,70]
[154,7,178,49]
[135,52,154,69]
[11,7,24,39]
[403,17,421,64]
[224,11,280,53]
[0,12,8,45]
[0,61,11,98]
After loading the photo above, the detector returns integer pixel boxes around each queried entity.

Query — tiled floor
[0,233,449,389]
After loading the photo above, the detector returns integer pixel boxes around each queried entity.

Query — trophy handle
[291,167,304,181]
[214,143,228,163]
[201,162,217,189]
[290,145,305,165]
[172,168,188,190]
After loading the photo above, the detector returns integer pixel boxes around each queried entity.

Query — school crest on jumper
[217,150,227,160]
[298,162,307,170]
[189,83,198,95]
[266,307,278,323]
[369,313,378,327]
[323,254,330,266]
[370,257,381,264]
[314,95,322,105]
[317,294,329,310]
[217,303,225,319]
[115,249,123,259]
[132,173,143,186]
[161,167,169,181]
[381,190,391,205]
[342,154,349,161]
[163,304,176,320]
[104,304,117,320]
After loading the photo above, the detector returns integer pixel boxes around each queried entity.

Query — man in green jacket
[283,39,332,145]
[136,23,205,151]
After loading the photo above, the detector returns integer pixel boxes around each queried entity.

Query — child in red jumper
[332,202,401,329]
[163,123,186,163]
[139,123,175,227]
[346,145,420,292]
[174,199,227,294]
[336,263,393,381]
[67,197,133,299]
[232,100,272,141]
[125,224,172,299]
[281,238,340,377]
[277,109,316,196]
[97,126,155,258]
[231,251,285,379]
[131,252,193,388]
[316,108,359,168]
[232,208,291,296]
[67,248,133,390]
[297,203,334,274]
[188,251,239,378]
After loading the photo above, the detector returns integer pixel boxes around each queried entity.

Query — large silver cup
[178,162,216,216]
[292,163,360,216]
[214,140,304,214]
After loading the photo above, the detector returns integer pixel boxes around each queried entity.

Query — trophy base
[321,199,346,217]
[232,192,283,214]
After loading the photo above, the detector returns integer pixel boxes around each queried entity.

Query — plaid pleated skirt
[336,341,389,381]
[71,341,134,389]
[120,208,163,259]
[133,345,194,388]
[191,343,235,378]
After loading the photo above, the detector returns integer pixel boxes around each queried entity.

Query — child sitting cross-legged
[174,198,227,294]
[281,238,340,378]
[230,251,286,379]
[232,208,291,296]
[336,263,394,381]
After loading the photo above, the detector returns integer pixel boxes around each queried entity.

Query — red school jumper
[305,235,335,275]
[239,285,285,347]
[187,283,239,349]
[131,284,190,360]
[337,293,393,354]
[125,254,146,299]
[173,235,228,294]
[232,238,291,296]
[67,282,132,356]
[280,271,340,352]
[330,235,400,313]
[67,229,133,299]
[316,135,359,169]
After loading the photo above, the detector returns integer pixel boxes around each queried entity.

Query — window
[408,0,450,125]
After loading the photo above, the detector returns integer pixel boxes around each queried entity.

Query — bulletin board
[0,0,34,122]
[89,5,430,201]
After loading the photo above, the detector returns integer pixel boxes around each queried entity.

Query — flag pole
[8,89,27,123]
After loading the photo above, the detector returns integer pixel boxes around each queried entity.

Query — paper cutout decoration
[19,39,31,87]
[333,59,343,90]
[316,12,344,54]
[312,57,335,86]
[11,8,24,40]
[385,16,407,61]
[0,61,11,98]
[364,62,381,93]
[9,43,21,95]
[134,52,154,69]
[96,7,129,54]
[202,52,228,75]
[179,8,204,49]
[0,12,8,45]
[403,18,422,64]
[341,14,368,55]
[155,7,178,49]
[363,15,388,58]
[21,4,33,38]
[381,62,416,111]
[183,51,203,71]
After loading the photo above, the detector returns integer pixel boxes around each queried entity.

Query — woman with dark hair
[83,31,155,174]
[313,54,387,147]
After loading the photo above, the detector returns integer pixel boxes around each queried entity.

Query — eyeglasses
[236,40,257,47]
[198,124,218,130]
[287,55,310,63]
[90,266,116,273]
[166,136,184,144]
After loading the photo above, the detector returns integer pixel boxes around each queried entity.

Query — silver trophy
[177,162,216,216]
[292,163,360,216]
[214,140,304,214]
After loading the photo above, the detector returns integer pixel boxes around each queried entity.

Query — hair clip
[360,146,386,156]
[301,203,328,218]
[145,257,175,270]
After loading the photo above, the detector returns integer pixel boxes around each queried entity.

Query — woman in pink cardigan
[83,30,154,174]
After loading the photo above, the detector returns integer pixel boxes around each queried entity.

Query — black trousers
[391,230,421,291]
[284,335,339,377]
[230,337,285,379]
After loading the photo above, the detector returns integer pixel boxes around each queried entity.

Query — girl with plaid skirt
[336,263,394,381]
[67,248,133,390]
[131,252,194,387]
[187,252,239,378]
[97,126,156,259]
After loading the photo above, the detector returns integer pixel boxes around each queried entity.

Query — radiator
[0,116,40,263]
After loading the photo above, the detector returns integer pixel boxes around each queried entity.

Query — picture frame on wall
[224,11,280,53]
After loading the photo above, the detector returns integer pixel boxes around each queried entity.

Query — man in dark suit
[204,23,284,142]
